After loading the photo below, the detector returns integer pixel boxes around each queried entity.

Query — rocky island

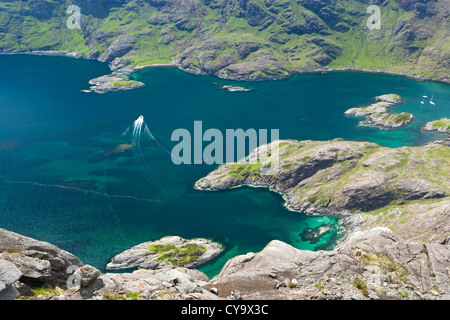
[423,118,450,134]
[345,94,414,129]
[106,236,223,270]
[88,74,144,94]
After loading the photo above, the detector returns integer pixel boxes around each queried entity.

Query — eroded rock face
[422,119,450,134]
[80,267,218,300]
[88,74,145,93]
[0,228,83,288]
[0,259,22,300]
[99,36,136,63]
[1,0,448,83]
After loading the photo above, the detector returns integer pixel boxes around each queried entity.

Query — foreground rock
[0,227,448,300]
[0,228,83,289]
[79,267,218,300]
[0,228,88,300]
[363,199,450,244]
[106,236,223,270]
[204,227,450,300]
[345,94,414,129]
[423,118,450,134]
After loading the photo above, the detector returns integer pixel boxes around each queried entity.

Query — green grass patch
[353,278,369,296]
[103,291,143,300]
[228,162,261,182]
[111,80,141,87]
[146,243,207,266]
[427,118,450,131]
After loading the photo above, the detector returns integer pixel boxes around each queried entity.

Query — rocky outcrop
[422,118,450,134]
[203,227,450,300]
[0,259,22,300]
[0,228,83,290]
[361,112,415,129]
[79,267,218,300]
[363,199,450,244]
[220,85,251,92]
[345,94,414,129]
[195,139,449,215]
[0,226,448,300]
[99,36,136,63]
[344,101,392,117]
[87,74,144,94]
[106,236,223,270]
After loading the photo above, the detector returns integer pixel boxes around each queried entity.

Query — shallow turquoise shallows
[0,55,448,277]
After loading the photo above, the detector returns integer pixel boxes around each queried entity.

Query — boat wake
[1,179,165,203]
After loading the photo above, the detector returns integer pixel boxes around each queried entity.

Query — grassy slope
[0,0,448,79]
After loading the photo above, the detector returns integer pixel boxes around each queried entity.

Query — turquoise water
[0,55,448,278]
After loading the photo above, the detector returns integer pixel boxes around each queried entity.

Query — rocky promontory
[345,94,414,129]
[204,227,450,300]
[195,139,448,219]
[106,236,223,271]
[423,118,450,134]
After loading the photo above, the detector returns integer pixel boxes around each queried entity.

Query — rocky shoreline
[294,67,450,85]
[1,225,449,300]
[195,139,448,218]
[2,51,449,94]
[422,118,450,134]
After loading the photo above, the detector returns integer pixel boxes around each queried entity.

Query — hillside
[0,0,448,81]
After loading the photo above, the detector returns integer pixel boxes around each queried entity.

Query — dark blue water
[0,55,448,277]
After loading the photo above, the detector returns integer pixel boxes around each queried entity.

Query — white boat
[420,98,425,104]
[423,92,428,98]
[429,95,435,105]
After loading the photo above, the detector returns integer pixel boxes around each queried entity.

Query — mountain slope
[0,0,448,81]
